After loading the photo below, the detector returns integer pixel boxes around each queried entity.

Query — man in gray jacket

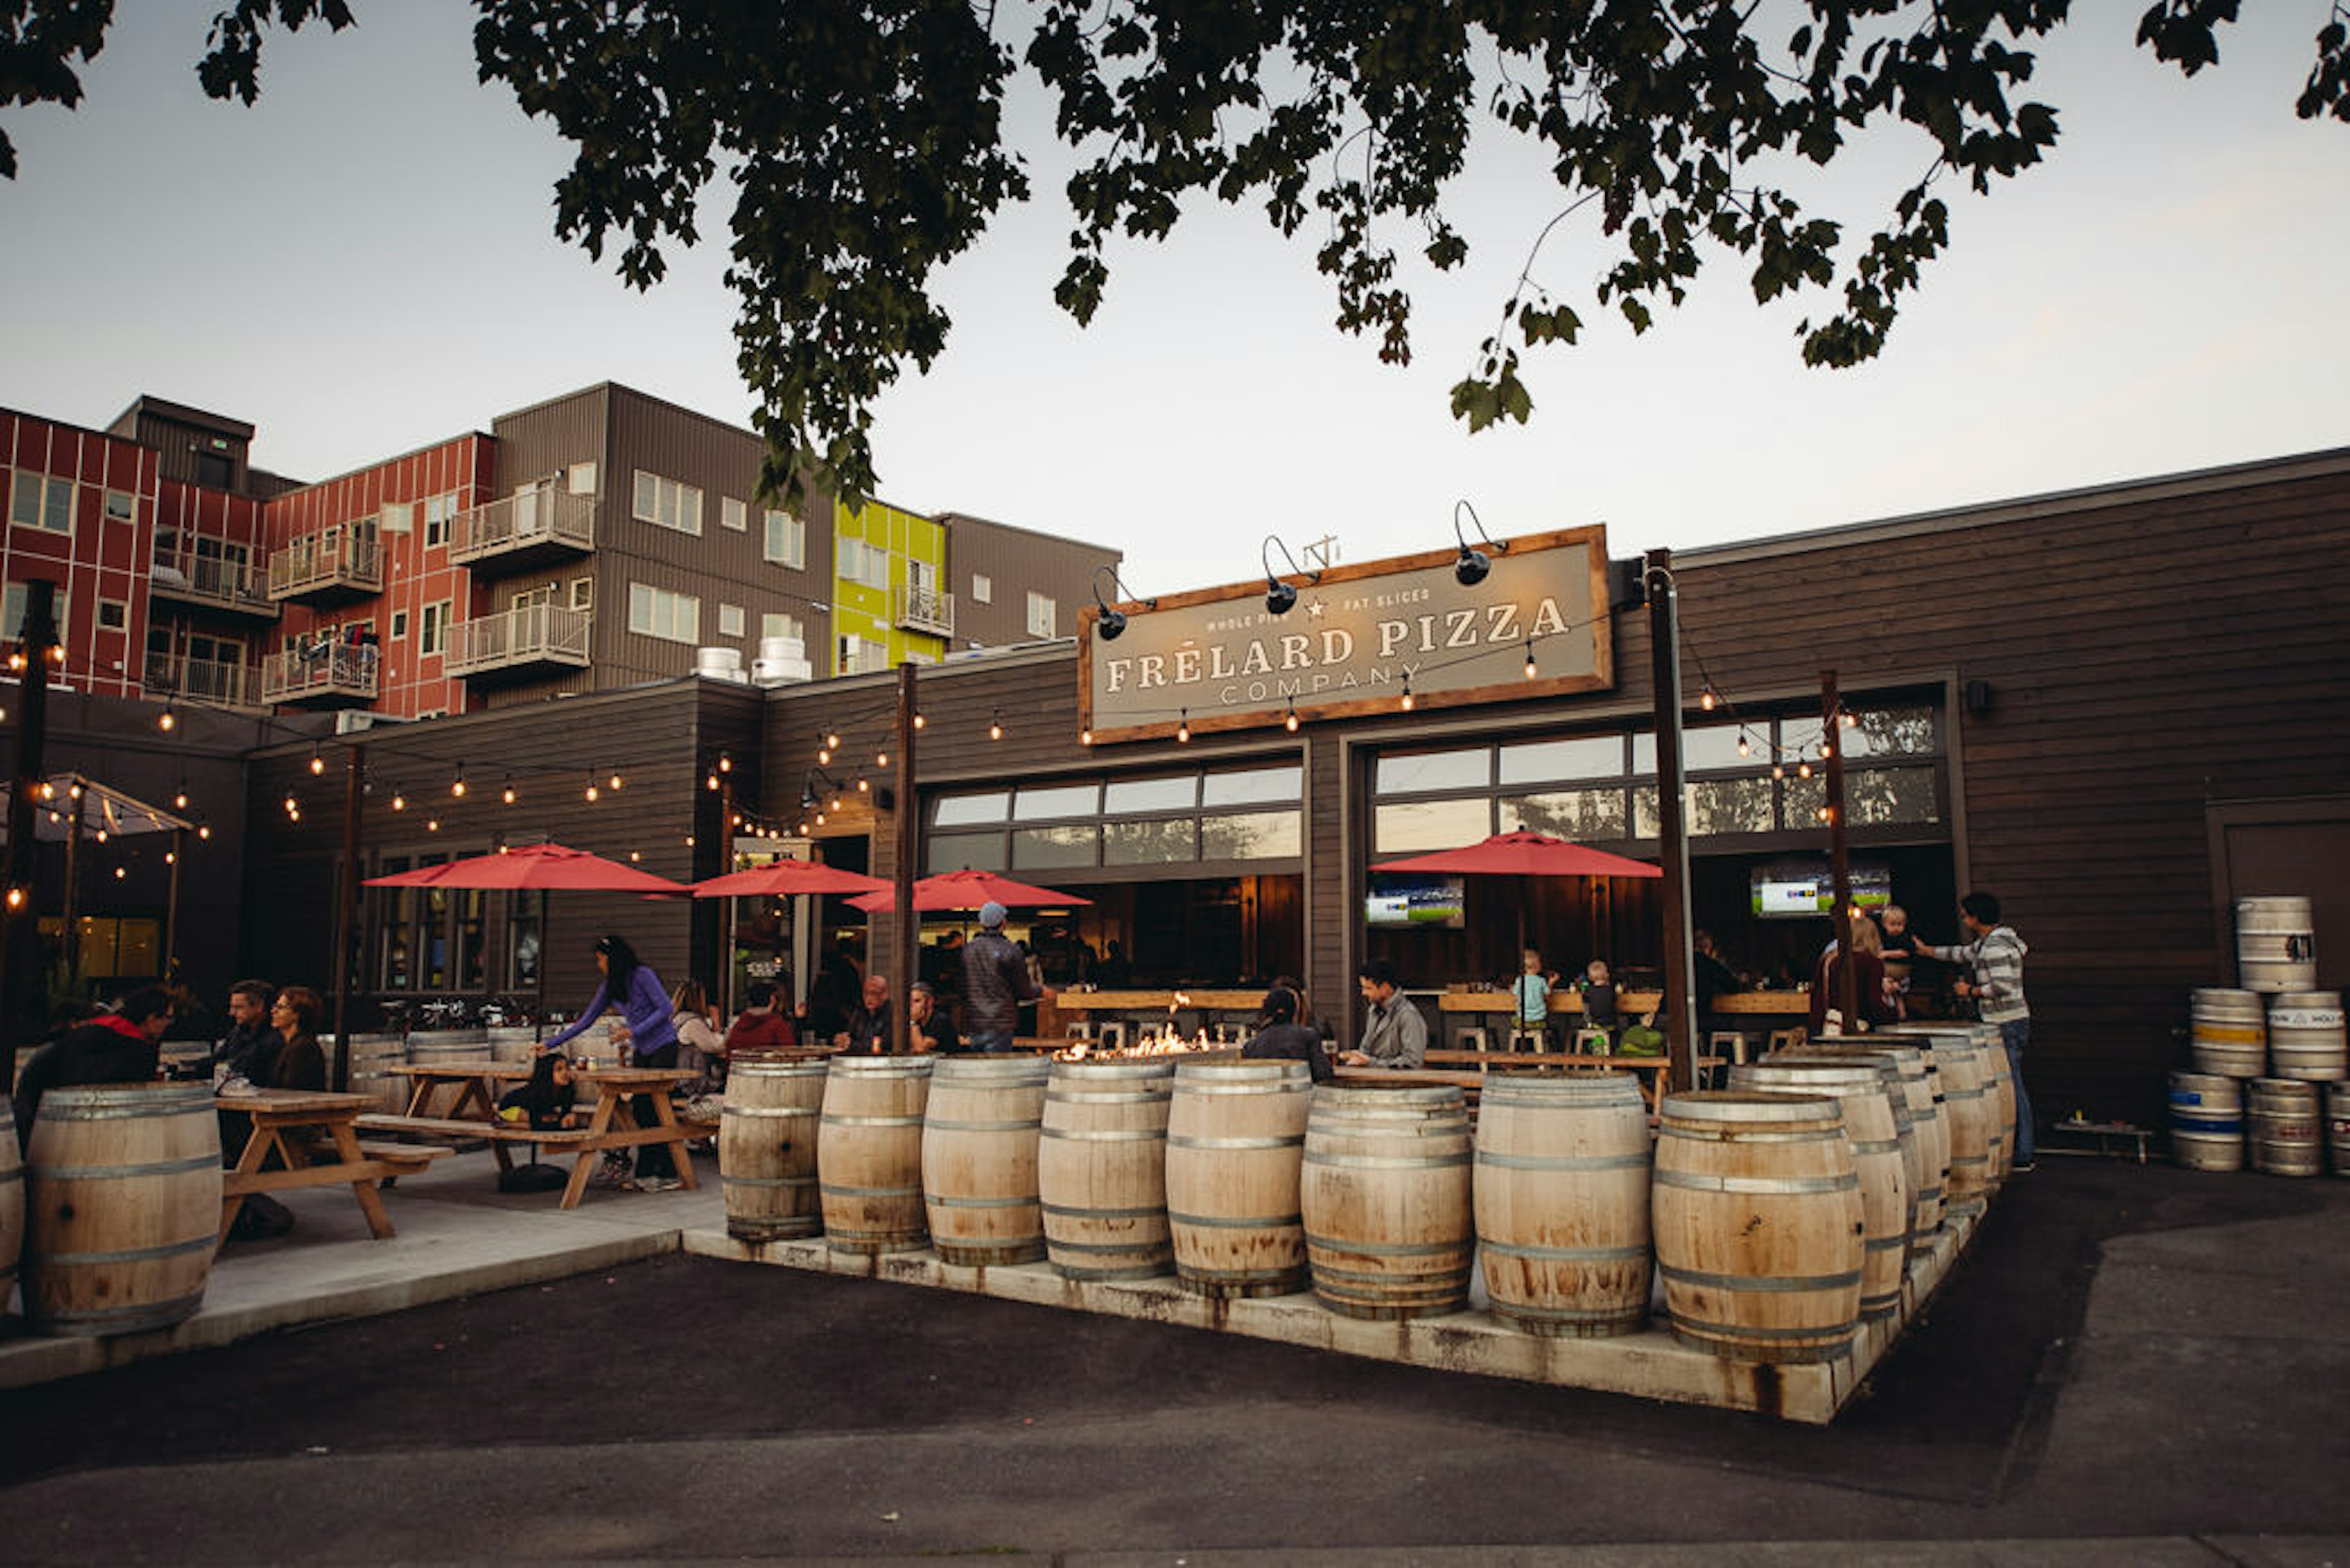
[960,901,1043,1051]
[1340,958,1427,1068]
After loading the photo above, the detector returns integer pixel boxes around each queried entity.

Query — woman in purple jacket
[544,934,683,1190]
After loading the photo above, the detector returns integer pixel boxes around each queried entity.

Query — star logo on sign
[1308,600,1326,619]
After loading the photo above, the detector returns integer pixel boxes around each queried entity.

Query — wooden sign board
[1080,526,1613,744]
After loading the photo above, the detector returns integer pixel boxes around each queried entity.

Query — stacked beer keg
[2178,897,2343,1176]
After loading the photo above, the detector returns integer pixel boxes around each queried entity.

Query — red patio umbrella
[846,867,1094,913]
[689,860,890,899]
[364,842,693,1042]
[1371,831,1661,1024]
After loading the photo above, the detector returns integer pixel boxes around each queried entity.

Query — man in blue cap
[960,900,1045,1051]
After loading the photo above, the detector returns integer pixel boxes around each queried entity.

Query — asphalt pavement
[1,1150,2346,1563]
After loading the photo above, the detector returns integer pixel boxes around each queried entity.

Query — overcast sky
[2,4,2344,595]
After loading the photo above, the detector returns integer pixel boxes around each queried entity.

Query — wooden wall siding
[109,400,256,495]
[1307,726,1349,1032]
[240,680,718,1012]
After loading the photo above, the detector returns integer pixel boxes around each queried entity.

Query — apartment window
[628,581,701,643]
[761,611,803,642]
[718,603,745,638]
[419,599,452,657]
[390,609,409,641]
[971,573,993,604]
[513,584,556,611]
[722,495,747,532]
[632,469,703,536]
[423,493,457,548]
[1026,591,1057,638]
[9,471,73,534]
[569,577,594,610]
[380,501,414,535]
[763,508,805,568]
[96,599,128,632]
[103,490,135,524]
[837,635,888,675]
[566,461,597,495]
[4,583,66,640]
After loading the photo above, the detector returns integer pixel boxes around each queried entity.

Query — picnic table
[357,1059,715,1208]
[214,1088,452,1247]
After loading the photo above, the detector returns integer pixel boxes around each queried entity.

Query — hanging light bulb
[1523,640,1537,680]
[1840,709,1858,729]
[174,780,190,810]
[857,777,869,793]
[1797,760,1813,779]
[989,709,1003,741]
[1080,726,1093,746]
[164,850,176,866]
[1699,687,1717,711]
[501,775,517,805]
[718,753,733,772]
[629,850,641,863]
[197,823,212,841]
[876,747,889,767]
[114,865,128,880]
[1771,763,1785,780]
[584,775,600,802]
[609,771,624,791]
[157,705,176,733]
[706,769,720,791]
[391,787,408,811]
[1285,702,1300,734]
[427,817,440,832]
[4,886,22,910]
[815,808,827,826]
[286,807,300,824]
[1737,734,1751,758]
[309,745,326,775]
[1400,678,1415,712]
[451,766,468,797]
[1177,709,1191,743]
[824,731,840,750]
[94,828,108,844]
[913,712,926,730]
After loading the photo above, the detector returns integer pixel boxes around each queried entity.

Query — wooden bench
[355,1113,596,1146]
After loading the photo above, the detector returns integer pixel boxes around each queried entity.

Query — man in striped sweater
[1924,890,2035,1171]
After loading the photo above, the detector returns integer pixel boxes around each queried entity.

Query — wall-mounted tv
[1750,859,1892,918]
[1365,873,1468,930]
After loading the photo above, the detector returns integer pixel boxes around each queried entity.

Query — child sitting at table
[1576,960,1620,1050]
[1511,949,1558,1050]
[498,1050,580,1131]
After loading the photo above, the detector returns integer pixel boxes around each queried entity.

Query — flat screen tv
[1750,859,1892,918]
[1365,873,1467,930]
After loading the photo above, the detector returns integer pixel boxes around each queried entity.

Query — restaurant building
[12,438,2350,1130]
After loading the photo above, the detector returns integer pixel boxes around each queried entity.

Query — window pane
[1682,723,1757,771]
[1375,747,1490,795]
[1104,775,1197,813]
[1015,783,1099,820]
[927,830,1007,873]
[1013,824,1097,868]
[1779,773,1825,829]
[1201,765,1302,806]
[933,791,1010,826]
[1630,732,1655,774]
[633,471,657,521]
[1846,766,1941,825]
[1632,785,1660,839]
[1202,810,1300,861]
[1502,789,1627,840]
[1498,736,1622,784]
[1374,797,1491,853]
[1844,706,1939,758]
[1689,776,1777,835]
[1106,818,1198,864]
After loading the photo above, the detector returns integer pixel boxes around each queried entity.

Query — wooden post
[1822,672,1858,1036]
[330,742,364,1091]
[2,578,61,1092]
[1646,548,1698,1092]
[892,662,919,1055]
[717,772,736,1020]
[61,782,85,987]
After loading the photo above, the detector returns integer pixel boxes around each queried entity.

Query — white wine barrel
[2266,993,2346,1081]
[1165,1059,1312,1299]
[818,1055,933,1254]
[2189,990,2267,1078]
[2168,1071,2245,1173]
[1473,1074,1651,1337]
[921,1055,1048,1267]
[24,1083,223,1336]
[1302,1083,1474,1320]
[2236,897,2316,993]
[1652,1091,1865,1364]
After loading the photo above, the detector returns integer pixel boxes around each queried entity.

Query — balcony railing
[447,604,593,680]
[267,526,383,601]
[892,582,955,637]
[143,652,259,707]
[260,641,380,705]
[149,553,277,618]
[449,488,597,572]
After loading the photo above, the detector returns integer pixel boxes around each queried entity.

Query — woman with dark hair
[545,934,684,1190]
[259,985,327,1091]
[1240,980,1334,1083]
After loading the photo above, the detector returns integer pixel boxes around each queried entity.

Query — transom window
[927,763,1303,875]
